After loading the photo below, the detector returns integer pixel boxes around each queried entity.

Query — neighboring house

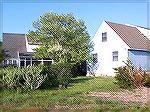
[88,21,150,76]
[2,33,52,67]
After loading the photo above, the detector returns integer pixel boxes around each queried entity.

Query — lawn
[1,76,149,112]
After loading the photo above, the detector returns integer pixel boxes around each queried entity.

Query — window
[4,60,7,65]
[92,53,98,63]
[8,60,12,64]
[112,51,118,61]
[102,32,107,42]
[13,60,17,65]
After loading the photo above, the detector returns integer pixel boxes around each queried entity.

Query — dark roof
[3,33,27,58]
[105,21,150,51]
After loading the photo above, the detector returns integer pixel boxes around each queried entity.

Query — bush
[1,65,47,91]
[40,65,59,88]
[40,63,73,89]
[52,63,73,88]
[1,66,21,89]
[144,74,150,87]
[114,66,133,89]
[114,60,146,89]
[20,65,47,91]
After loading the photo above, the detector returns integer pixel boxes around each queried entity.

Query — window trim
[102,32,107,42]
[13,60,17,65]
[112,51,118,61]
[92,53,98,63]
[8,60,12,64]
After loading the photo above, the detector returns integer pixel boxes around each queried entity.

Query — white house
[88,21,150,76]
[2,33,52,67]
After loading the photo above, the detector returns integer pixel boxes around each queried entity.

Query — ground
[87,87,147,104]
[1,76,150,112]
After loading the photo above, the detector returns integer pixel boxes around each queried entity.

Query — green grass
[1,76,149,112]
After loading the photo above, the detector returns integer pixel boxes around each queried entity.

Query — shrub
[114,66,133,89]
[52,63,73,88]
[20,65,47,91]
[144,74,150,87]
[1,66,21,89]
[41,63,73,89]
[1,65,47,91]
[114,60,146,89]
[40,65,59,88]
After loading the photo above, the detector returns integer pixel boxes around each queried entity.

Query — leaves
[1,65,47,91]
[26,12,93,64]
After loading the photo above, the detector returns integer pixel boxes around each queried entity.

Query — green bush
[144,75,150,87]
[20,65,47,91]
[114,66,133,89]
[40,63,73,89]
[40,65,59,88]
[1,66,21,89]
[114,60,147,89]
[52,63,73,88]
[1,65,47,91]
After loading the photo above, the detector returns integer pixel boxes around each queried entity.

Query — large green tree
[27,12,93,64]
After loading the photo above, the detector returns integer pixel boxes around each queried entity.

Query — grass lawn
[1,76,149,112]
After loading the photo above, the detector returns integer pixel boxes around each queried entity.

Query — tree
[26,12,93,64]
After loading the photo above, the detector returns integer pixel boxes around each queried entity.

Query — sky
[1,0,150,41]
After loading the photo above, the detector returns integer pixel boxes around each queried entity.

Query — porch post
[30,58,32,66]
[24,58,26,67]
[41,59,44,65]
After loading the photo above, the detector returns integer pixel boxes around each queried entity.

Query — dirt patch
[87,87,148,104]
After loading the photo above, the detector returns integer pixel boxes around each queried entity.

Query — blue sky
[1,0,150,41]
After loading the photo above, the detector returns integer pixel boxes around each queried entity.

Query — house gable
[91,21,130,76]
[106,21,150,51]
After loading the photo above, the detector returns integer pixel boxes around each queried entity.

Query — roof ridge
[3,33,25,35]
[105,21,150,30]
[105,21,150,50]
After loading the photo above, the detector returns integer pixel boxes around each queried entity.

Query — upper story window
[102,32,107,42]
[112,51,118,61]
[92,53,98,63]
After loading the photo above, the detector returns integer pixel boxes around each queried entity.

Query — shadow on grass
[71,76,94,84]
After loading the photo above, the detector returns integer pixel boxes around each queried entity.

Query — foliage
[114,66,133,89]
[71,61,87,77]
[20,65,47,91]
[1,77,149,112]
[26,12,93,64]
[114,60,147,89]
[1,66,21,89]
[51,63,73,88]
[1,65,47,91]
[144,74,150,87]
[40,65,59,88]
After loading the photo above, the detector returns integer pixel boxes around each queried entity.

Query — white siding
[135,27,150,40]
[25,36,39,52]
[92,21,130,76]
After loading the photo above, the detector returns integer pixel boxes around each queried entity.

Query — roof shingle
[106,21,150,51]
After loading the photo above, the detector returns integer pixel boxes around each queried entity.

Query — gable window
[112,51,118,61]
[102,32,107,42]
[92,53,98,63]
